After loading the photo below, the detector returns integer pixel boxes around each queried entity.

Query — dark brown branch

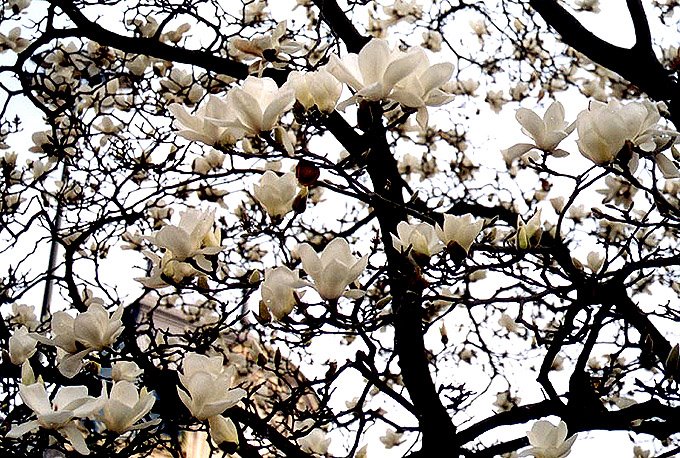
[311,0,370,53]
[53,0,286,85]
[528,0,680,125]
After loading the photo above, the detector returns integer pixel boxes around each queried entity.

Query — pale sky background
[0,1,674,457]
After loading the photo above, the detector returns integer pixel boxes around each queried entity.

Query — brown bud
[292,190,308,214]
[296,160,320,186]
[258,300,271,322]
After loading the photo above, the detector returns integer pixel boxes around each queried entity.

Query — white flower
[435,213,484,254]
[575,0,600,12]
[7,383,102,455]
[31,303,124,378]
[192,149,225,174]
[493,391,520,411]
[73,303,124,351]
[392,221,443,257]
[502,101,574,164]
[295,419,330,455]
[147,207,223,276]
[450,78,479,96]
[297,238,368,300]
[380,428,404,448]
[169,95,246,146]
[96,381,159,434]
[328,38,425,107]
[383,0,422,25]
[253,171,298,218]
[9,326,37,365]
[499,313,520,333]
[9,303,39,330]
[422,30,443,52]
[208,414,239,445]
[470,19,488,38]
[486,90,506,113]
[111,361,143,382]
[221,76,295,135]
[633,446,651,458]
[260,266,306,320]
[0,27,29,53]
[516,209,543,249]
[576,99,660,165]
[285,68,342,113]
[519,420,577,458]
[177,353,246,421]
[6,0,31,14]
[586,251,604,273]
[390,47,454,129]
[229,21,301,72]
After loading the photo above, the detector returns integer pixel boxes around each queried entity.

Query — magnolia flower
[9,326,37,365]
[586,251,604,273]
[435,213,484,254]
[502,101,574,164]
[422,30,443,52]
[597,176,636,206]
[328,38,426,108]
[516,210,543,249]
[169,95,246,147]
[392,221,443,257]
[383,0,423,25]
[147,207,223,274]
[380,428,404,448]
[32,303,124,377]
[390,47,455,129]
[192,149,225,174]
[519,420,577,458]
[285,68,342,113]
[6,0,31,14]
[260,266,306,320]
[575,0,600,12]
[633,446,651,458]
[299,428,331,455]
[297,238,368,300]
[229,21,301,72]
[7,383,102,455]
[9,303,39,330]
[160,68,204,105]
[0,27,29,53]
[493,390,520,411]
[295,419,331,455]
[253,171,298,218]
[208,414,239,445]
[73,303,124,351]
[219,76,295,135]
[499,313,521,333]
[177,352,246,420]
[486,90,507,113]
[111,361,144,382]
[96,381,159,434]
[576,99,659,165]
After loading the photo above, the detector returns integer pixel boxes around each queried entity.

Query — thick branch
[311,0,370,53]
[529,0,680,125]
[360,104,457,454]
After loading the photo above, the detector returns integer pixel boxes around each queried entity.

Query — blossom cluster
[6,364,158,455]
[503,99,679,178]
[170,37,455,148]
